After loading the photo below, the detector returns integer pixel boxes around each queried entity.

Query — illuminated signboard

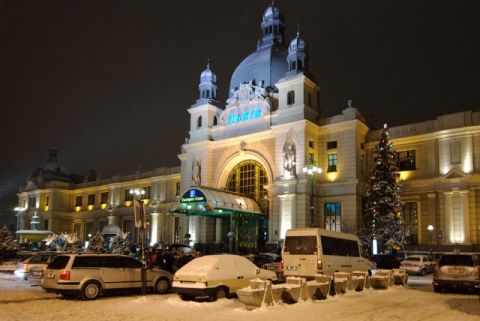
[180,189,206,203]
[226,108,262,125]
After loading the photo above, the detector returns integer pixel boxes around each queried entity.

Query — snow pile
[0,273,479,321]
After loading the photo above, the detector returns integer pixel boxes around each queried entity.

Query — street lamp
[303,161,322,227]
[130,187,147,295]
[427,224,434,257]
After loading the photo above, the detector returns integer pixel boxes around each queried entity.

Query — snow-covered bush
[87,232,105,253]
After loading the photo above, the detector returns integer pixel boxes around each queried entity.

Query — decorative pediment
[442,168,467,179]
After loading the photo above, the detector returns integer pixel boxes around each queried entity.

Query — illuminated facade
[16,149,180,245]
[16,3,480,251]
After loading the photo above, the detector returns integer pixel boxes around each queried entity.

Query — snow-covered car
[172,254,278,301]
[400,255,436,275]
[14,251,59,280]
[42,254,173,300]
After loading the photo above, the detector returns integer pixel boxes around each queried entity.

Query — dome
[262,3,283,22]
[200,63,216,85]
[228,44,288,97]
[289,32,307,54]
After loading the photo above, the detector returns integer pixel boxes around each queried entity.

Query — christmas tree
[361,124,405,254]
[110,232,132,254]
[0,225,19,260]
[87,232,106,253]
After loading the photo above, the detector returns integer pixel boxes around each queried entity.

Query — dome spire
[286,25,309,76]
[257,1,286,49]
[196,60,218,105]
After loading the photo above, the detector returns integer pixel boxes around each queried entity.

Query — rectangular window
[397,150,416,171]
[308,140,314,149]
[324,202,341,231]
[175,182,181,196]
[125,189,134,201]
[28,197,36,208]
[401,202,418,245]
[321,236,359,256]
[287,90,295,105]
[44,219,49,230]
[327,153,337,172]
[100,192,109,204]
[45,196,49,206]
[75,196,82,207]
[85,222,95,237]
[284,236,317,255]
[450,141,461,164]
[141,186,151,200]
[87,194,95,206]
[327,141,337,149]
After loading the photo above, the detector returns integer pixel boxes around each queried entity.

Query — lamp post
[427,224,434,257]
[130,187,146,295]
[303,161,322,227]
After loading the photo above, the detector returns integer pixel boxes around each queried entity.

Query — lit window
[325,203,341,231]
[226,160,268,211]
[328,154,337,172]
[397,150,416,171]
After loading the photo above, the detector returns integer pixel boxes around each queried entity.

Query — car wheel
[433,285,442,293]
[155,278,170,294]
[420,269,426,276]
[81,281,102,300]
[211,286,229,301]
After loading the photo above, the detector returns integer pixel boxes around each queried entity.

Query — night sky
[0,0,479,212]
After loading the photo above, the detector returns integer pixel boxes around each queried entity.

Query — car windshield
[438,255,473,266]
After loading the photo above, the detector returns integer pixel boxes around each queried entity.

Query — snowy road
[0,273,479,321]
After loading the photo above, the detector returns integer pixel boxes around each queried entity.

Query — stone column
[427,193,436,245]
[150,212,159,245]
[460,190,470,243]
[444,191,453,243]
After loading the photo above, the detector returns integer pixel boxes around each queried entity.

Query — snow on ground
[0,272,479,321]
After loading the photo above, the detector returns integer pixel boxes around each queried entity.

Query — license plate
[46,272,55,279]
[32,271,42,276]
[286,265,298,271]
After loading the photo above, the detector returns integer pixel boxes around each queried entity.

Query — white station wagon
[172,254,277,301]
[42,254,172,300]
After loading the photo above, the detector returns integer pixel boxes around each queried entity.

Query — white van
[282,228,371,278]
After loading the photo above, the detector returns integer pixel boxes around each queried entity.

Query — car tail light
[317,260,322,270]
[60,270,70,281]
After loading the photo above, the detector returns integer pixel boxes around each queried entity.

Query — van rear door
[283,235,318,278]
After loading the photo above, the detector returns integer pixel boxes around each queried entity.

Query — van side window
[121,257,143,268]
[284,236,317,255]
[101,257,122,268]
[73,256,101,268]
[321,236,360,257]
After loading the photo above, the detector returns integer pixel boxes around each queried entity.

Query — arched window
[213,115,218,126]
[226,160,268,210]
[287,90,295,105]
[197,116,202,128]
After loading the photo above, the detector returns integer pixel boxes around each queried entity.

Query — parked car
[172,254,277,301]
[433,253,480,293]
[370,254,403,270]
[14,251,59,280]
[244,253,283,279]
[41,254,173,300]
[400,255,436,275]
